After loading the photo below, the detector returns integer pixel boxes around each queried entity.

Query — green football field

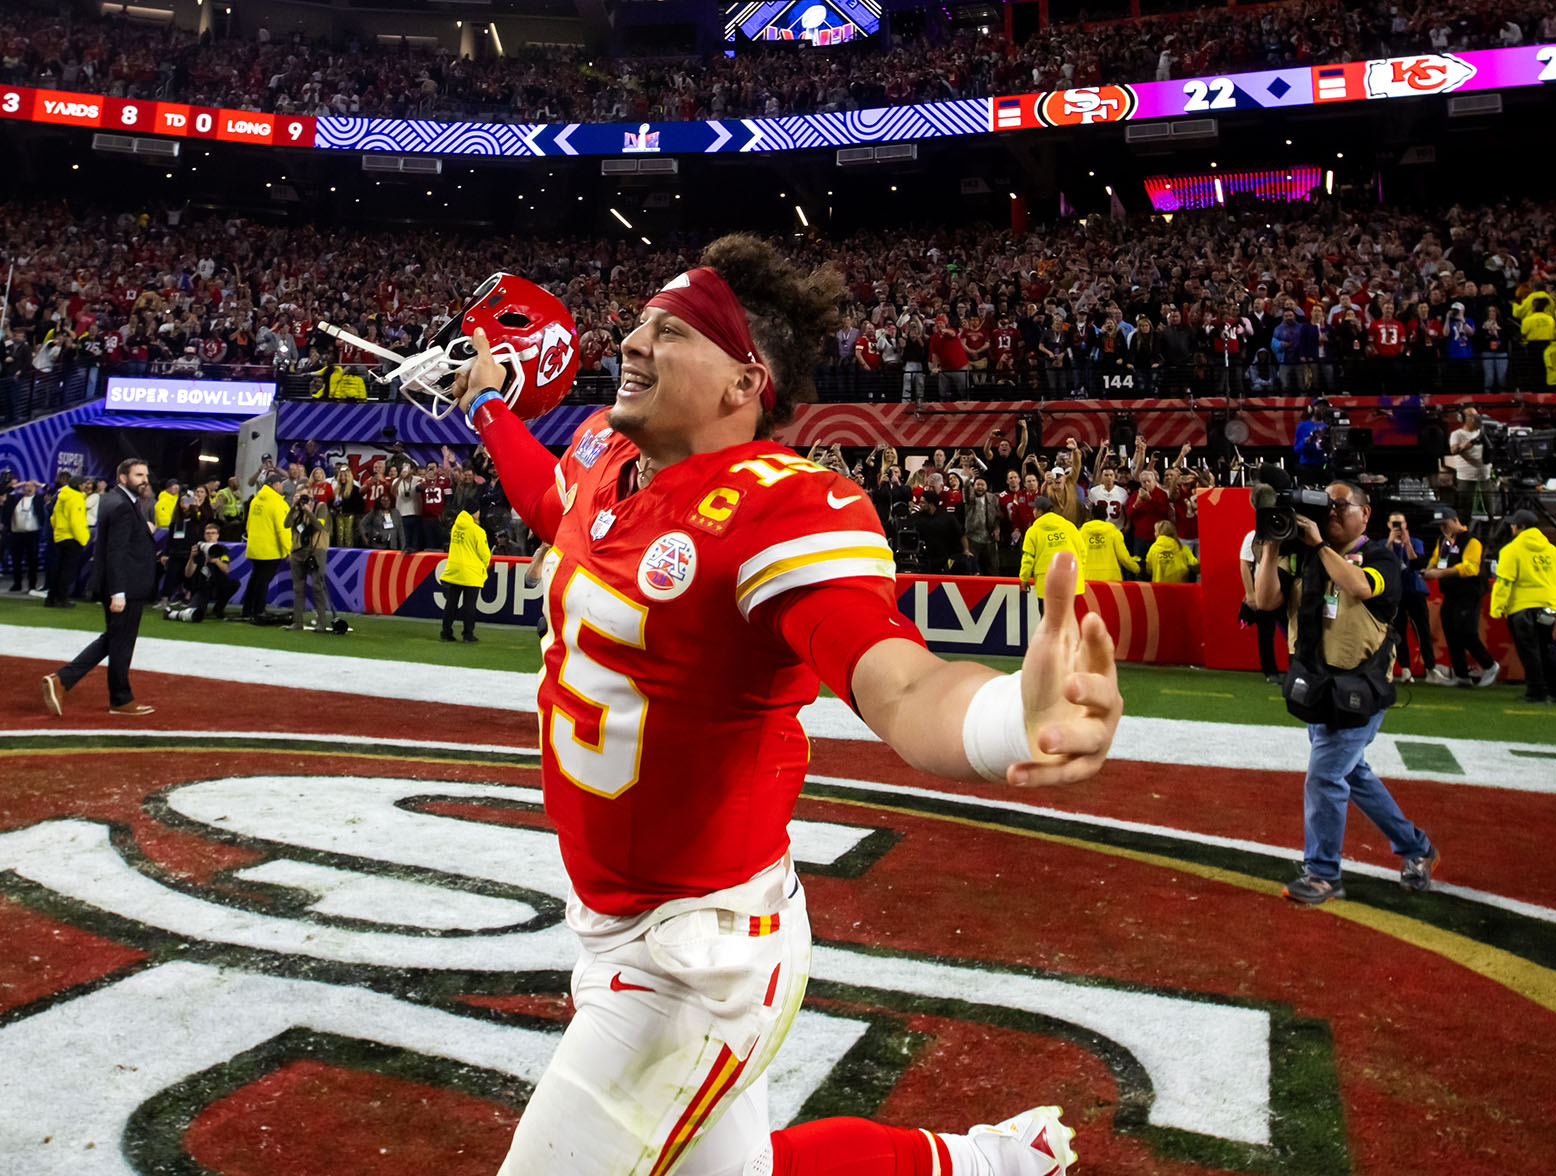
[4,594,1549,746]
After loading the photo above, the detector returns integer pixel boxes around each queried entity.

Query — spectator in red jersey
[960,316,990,386]
[853,321,883,400]
[929,316,970,400]
[1366,299,1405,396]
[990,314,1020,383]
[420,461,452,551]
[1127,463,1172,564]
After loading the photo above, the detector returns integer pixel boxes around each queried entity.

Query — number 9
[288,121,302,140]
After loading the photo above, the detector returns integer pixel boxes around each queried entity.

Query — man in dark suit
[43,457,160,717]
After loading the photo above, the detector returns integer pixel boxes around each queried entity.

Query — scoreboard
[0,87,314,148]
[1,43,1552,160]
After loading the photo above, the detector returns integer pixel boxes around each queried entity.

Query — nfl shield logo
[637,531,698,601]
[591,509,617,542]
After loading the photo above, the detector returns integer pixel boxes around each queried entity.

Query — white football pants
[497,865,810,1176]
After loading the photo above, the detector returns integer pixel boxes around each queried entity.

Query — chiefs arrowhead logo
[535,321,576,387]
[1364,53,1475,98]
[1036,85,1138,127]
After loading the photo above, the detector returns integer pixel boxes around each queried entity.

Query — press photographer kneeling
[1254,480,1440,905]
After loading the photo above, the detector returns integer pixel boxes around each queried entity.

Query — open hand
[1013,552,1121,786]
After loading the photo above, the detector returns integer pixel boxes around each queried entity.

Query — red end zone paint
[184,1062,519,1176]
[3,666,1555,1173]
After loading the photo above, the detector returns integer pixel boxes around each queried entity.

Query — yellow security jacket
[245,483,293,560]
[442,511,491,587]
[1079,519,1138,582]
[1146,535,1199,583]
[1019,513,1087,596]
[153,490,179,528]
[1490,527,1556,618]
[51,485,89,545]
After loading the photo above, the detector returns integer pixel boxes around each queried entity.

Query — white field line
[4,624,1552,793]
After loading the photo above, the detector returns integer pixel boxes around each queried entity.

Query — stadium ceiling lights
[610,208,634,229]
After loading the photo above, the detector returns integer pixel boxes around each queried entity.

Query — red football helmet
[324,274,580,422]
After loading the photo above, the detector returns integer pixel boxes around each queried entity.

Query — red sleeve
[760,582,926,708]
[473,400,562,543]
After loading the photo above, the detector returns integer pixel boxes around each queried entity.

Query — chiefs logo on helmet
[1036,85,1139,127]
[536,322,577,387]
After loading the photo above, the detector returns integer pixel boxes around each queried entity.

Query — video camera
[1251,463,1331,546]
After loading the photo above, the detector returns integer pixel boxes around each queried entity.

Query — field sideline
[2,595,1551,748]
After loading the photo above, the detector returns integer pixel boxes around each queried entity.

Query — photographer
[165,523,239,622]
[286,488,333,632]
[1447,406,1491,520]
[1254,481,1439,904]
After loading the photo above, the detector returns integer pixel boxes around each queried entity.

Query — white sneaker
[1425,666,1456,686]
[1477,663,1501,687]
[1397,668,1413,683]
[968,1107,1076,1176]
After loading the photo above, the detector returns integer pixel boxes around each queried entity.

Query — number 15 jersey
[536,411,896,916]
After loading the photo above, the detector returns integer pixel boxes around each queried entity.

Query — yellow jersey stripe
[738,556,898,618]
[736,544,893,601]
[737,529,888,584]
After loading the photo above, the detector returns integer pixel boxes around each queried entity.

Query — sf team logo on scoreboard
[990,85,1138,132]
[1036,85,1139,127]
[1364,53,1476,98]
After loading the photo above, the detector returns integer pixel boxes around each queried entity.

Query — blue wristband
[465,387,503,430]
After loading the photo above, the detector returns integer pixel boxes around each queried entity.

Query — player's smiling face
[610,307,747,446]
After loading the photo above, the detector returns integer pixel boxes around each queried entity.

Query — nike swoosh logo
[827,492,862,509]
[609,971,655,994]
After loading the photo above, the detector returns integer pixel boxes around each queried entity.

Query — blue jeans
[1303,711,1429,881]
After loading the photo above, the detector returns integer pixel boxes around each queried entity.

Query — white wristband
[960,672,1033,782]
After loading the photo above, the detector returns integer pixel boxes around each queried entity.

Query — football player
[450,237,1120,1176]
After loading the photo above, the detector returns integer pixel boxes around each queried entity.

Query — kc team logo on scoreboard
[1036,85,1139,127]
[1364,53,1476,98]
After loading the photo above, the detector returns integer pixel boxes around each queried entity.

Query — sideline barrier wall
[219,538,1523,680]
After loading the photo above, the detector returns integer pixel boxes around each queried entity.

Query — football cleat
[968,1106,1077,1176]
[321,273,580,422]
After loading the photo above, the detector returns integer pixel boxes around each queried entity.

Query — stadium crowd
[2,0,1553,124]
[5,194,1556,405]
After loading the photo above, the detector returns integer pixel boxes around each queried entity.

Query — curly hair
[700,233,843,438]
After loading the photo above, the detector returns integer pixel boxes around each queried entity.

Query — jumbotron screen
[724,0,881,48]
[1144,166,1325,212]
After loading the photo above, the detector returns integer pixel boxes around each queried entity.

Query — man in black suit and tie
[43,457,160,717]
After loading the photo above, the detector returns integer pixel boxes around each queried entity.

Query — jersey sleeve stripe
[738,555,898,618]
[737,530,890,587]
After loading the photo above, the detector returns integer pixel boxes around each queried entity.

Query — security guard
[1079,501,1139,582]
[1255,480,1438,903]
[1018,495,1087,608]
[1490,510,1556,703]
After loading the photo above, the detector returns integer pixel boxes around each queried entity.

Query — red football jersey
[537,411,895,915]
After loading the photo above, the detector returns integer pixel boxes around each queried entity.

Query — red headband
[646,268,776,413]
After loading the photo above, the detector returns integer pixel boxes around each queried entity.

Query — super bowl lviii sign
[106,376,276,415]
